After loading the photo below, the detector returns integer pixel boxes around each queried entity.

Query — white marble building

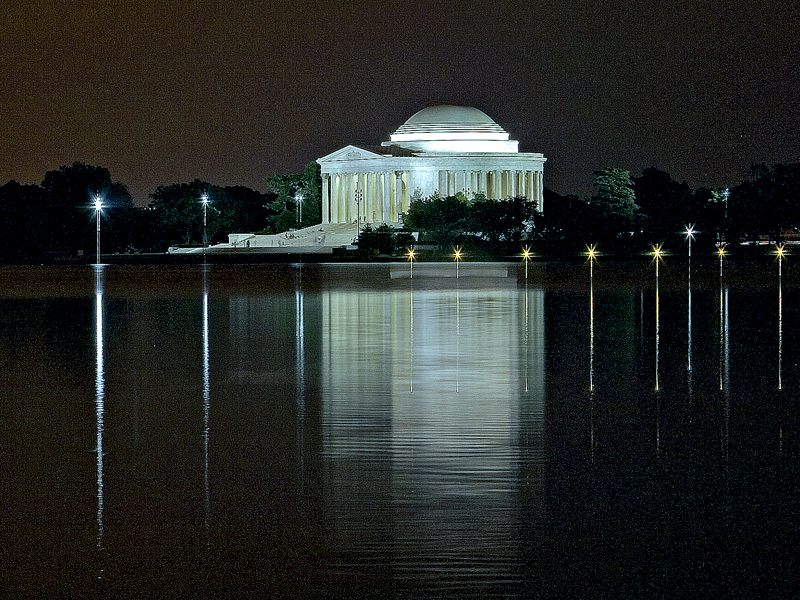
[317,105,547,225]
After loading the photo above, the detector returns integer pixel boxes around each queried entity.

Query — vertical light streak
[456,283,460,393]
[202,271,210,536]
[523,283,528,394]
[94,265,105,556]
[724,287,730,462]
[652,246,662,453]
[778,247,783,391]
[410,282,414,393]
[296,282,306,473]
[653,246,662,392]
[588,248,595,461]
[589,250,594,394]
[719,257,725,392]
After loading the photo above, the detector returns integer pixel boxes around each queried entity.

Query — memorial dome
[388,104,518,153]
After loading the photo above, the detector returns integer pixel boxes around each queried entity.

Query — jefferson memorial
[317,105,547,225]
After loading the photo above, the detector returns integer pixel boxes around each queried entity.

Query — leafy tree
[149,180,222,247]
[469,194,539,250]
[265,162,322,232]
[356,223,401,256]
[212,186,272,242]
[403,192,471,249]
[589,168,641,249]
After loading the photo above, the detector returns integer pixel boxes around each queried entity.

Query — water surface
[1,262,798,598]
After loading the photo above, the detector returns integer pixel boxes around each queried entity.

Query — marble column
[322,174,330,224]
[383,172,391,223]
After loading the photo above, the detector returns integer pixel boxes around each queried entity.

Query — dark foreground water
[1,262,798,598]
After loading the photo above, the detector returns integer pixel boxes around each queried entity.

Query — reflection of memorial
[319,287,545,585]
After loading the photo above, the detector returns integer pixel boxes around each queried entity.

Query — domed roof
[404,104,498,125]
[391,104,510,141]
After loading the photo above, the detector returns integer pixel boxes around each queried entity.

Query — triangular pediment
[317,145,386,163]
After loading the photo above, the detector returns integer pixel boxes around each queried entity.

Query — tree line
[0,161,321,261]
[392,163,800,258]
[2,159,798,261]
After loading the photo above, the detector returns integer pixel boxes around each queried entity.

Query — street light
[94,196,103,264]
[201,194,209,254]
[685,225,695,259]
[522,246,532,281]
[453,246,463,279]
[407,246,416,279]
[295,193,303,228]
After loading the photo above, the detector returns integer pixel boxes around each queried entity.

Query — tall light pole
[295,193,303,228]
[522,246,531,281]
[201,194,209,255]
[94,196,102,265]
[355,188,362,238]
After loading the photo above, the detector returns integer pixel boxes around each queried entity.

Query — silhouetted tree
[41,162,134,256]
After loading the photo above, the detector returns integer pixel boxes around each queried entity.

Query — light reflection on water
[0,263,798,598]
[319,287,545,592]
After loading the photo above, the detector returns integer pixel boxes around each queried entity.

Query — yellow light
[652,244,663,259]
[522,246,531,261]
[718,247,725,257]
[776,244,785,258]
[407,248,415,261]
[587,245,597,260]
[453,247,462,261]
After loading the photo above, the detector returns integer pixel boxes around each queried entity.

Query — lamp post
[355,188,363,237]
[652,244,663,391]
[94,197,102,265]
[685,225,695,260]
[407,246,416,279]
[295,193,303,228]
[522,246,531,281]
[201,194,209,255]
[453,246,462,279]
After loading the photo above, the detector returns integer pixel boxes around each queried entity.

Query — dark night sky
[3,0,799,205]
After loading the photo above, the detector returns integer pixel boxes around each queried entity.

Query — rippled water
[1,262,798,598]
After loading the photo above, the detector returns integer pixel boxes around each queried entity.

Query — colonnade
[323,171,408,225]
[322,168,544,224]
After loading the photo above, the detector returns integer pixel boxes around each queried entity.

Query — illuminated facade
[316,105,547,225]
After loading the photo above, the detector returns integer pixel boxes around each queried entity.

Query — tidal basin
[1,261,798,598]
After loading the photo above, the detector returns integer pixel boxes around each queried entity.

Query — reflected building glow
[94,265,105,562]
[320,286,545,585]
